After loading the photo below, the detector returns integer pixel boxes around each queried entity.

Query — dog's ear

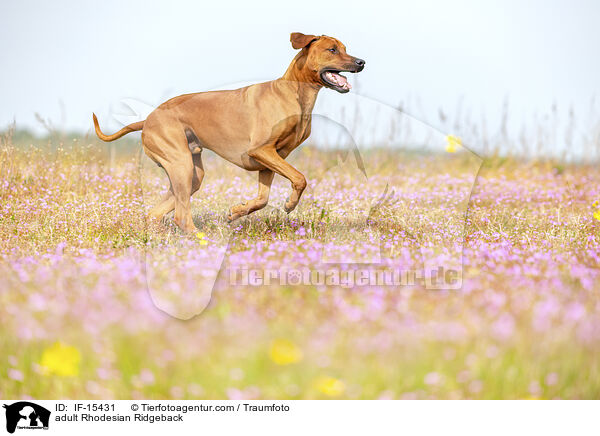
[290,32,319,50]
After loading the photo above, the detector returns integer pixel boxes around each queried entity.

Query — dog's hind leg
[148,182,176,223]
[227,169,274,222]
[191,151,205,196]
[147,147,205,224]
[163,155,196,233]
[143,127,197,233]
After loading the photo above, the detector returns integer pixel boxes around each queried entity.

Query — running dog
[93,32,365,233]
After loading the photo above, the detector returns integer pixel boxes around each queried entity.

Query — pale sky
[1,0,599,146]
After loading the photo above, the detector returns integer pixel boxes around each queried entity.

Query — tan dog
[93,32,365,233]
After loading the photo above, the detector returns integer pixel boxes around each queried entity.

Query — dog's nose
[354,58,365,67]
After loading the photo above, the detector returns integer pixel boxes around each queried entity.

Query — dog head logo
[2,402,50,434]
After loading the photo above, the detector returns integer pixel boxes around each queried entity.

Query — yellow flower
[445,135,462,153]
[314,376,346,397]
[593,209,600,222]
[39,342,81,377]
[269,338,303,365]
[196,232,208,246]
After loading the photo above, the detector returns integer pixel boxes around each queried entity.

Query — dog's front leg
[227,170,275,222]
[248,145,306,213]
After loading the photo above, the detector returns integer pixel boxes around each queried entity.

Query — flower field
[1,132,599,399]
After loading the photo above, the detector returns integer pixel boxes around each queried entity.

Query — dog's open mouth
[321,70,352,93]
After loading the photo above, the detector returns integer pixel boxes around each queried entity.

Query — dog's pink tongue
[326,71,351,90]
[334,73,348,85]
[332,72,351,89]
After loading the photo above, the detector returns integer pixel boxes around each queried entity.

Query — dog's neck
[278,51,322,115]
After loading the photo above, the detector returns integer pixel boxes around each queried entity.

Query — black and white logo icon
[3,402,50,434]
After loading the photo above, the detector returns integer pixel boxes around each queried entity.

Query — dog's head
[290,32,365,93]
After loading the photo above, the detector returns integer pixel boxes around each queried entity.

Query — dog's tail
[92,113,144,142]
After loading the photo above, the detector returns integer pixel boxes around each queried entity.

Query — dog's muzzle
[353,58,365,72]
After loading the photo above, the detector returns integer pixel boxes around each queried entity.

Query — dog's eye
[328,48,337,54]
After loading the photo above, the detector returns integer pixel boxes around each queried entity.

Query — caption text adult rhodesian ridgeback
[93,32,365,233]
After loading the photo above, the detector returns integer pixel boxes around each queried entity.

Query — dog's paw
[227,204,246,222]
[284,197,297,214]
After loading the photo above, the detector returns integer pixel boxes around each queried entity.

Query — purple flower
[491,313,516,341]
[7,368,24,382]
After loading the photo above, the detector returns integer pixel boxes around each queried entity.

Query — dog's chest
[276,114,312,154]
